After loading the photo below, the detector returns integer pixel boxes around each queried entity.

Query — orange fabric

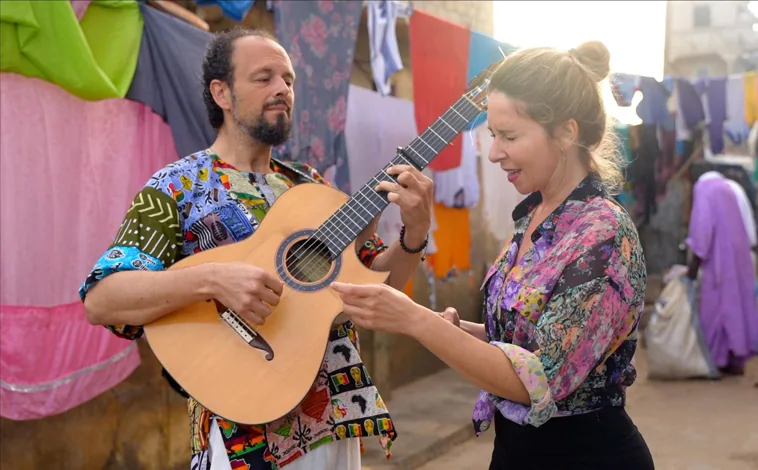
[403,278,414,297]
[409,10,470,171]
[428,203,471,278]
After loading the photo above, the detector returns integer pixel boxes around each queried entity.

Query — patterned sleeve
[295,162,388,268]
[79,185,183,340]
[491,233,642,427]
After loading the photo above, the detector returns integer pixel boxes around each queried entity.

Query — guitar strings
[277,86,487,288]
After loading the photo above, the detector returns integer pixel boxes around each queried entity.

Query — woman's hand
[437,307,460,327]
[330,282,428,336]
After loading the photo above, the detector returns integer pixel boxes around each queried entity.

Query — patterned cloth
[79,150,397,469]
[473,177,647,433]
[270,0,362,193]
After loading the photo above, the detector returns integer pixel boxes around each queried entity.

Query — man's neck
[211,126,273,174]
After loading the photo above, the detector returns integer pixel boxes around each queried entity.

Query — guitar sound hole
[285,238,334,284]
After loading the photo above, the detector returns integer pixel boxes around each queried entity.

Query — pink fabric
[70,0,92,20]
[0,73,179,420]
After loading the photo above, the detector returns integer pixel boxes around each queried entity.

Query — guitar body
[142,182,389,425]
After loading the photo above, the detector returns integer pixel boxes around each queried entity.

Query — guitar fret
[317,95,483,256]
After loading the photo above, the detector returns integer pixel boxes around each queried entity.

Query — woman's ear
[555,119,580,148]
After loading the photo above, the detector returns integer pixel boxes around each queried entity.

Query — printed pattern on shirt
[80,149,395,470]
[473,177,646,433]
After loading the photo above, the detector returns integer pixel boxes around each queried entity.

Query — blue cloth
[636,76,674,129]
[676,78,705,129]
[367,0,405,96]
[270,0,362,193]
[466,31,515,130]
[194,0,254,22]
[610,73,638,107]
[126,4,215,157]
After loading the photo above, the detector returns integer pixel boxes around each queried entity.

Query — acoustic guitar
[142,60,503,425]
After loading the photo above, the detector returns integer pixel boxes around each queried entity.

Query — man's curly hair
[201,27,279,130]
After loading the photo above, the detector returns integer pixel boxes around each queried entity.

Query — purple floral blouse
[473,177,647,433]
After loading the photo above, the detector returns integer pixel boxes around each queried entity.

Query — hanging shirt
[466,31,514,130]
[636,77,673,129]
[610,73,640,107]
[701,77,727,155]
[473,177,646,433]
[78,150,397,470]
[270,0,362,193]
[744,72,758,128]
[725,74,749,145]
[126,3,215,158]
[194,0,255,22]
[367,0,404,96]
[675,79,704,133]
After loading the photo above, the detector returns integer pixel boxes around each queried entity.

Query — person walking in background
[687,169,758,377]
[331,41,655,469]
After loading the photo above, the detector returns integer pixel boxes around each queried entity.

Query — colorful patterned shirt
[472,177,646,433]
[79,150,397,469]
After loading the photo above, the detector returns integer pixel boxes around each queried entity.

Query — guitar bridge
[219,308,275,361]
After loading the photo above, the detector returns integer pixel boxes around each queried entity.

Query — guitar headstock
[464,59,505,112]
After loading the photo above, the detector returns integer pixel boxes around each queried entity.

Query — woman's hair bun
[572,41,611,83]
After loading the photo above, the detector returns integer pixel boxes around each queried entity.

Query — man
[80,28,434,470]
[687,169,758,378]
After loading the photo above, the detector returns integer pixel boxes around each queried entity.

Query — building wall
[0,2,498,469]
[666,0,758,76]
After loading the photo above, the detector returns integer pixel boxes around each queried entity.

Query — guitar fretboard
[314,95,483,257]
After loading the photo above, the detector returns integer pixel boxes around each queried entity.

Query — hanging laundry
[367,0,407,96]
[475,123,525,243]
[409,10,470,171]
[194,0,255,22]
[0,73,178,420]
[696,77,727,155]
[675,79,705,131]
[725,74,750,145]
[126,3,215,159]
[345,84,415,246]
[636,77,673,129]
[465,31,514,130]
[428,203,471,279]
[433,129,480,208]
[744,71,758,128]
[631,125,660,224]
[270,0,362,193]
[0,0,142,101]
[610,73,640,107]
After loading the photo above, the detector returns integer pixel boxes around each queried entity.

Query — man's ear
[209,79,232,112]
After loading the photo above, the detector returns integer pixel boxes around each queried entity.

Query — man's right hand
[208,262,284,326]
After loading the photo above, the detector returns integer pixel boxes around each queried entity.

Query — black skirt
[489,406,654,470]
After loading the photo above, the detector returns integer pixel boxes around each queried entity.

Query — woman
[331,41,655,469]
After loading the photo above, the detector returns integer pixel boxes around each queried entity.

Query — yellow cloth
[428,203,471,278]
[744,72,757,127]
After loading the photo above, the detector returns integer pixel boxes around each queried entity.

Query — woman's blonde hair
[488,41,625,194]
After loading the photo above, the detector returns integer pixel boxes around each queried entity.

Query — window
[693,5,711,27]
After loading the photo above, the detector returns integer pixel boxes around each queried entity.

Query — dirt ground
[417,350,758,470]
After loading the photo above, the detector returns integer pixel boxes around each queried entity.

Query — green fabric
[0,0,143,101]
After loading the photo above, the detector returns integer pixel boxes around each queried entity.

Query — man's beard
[234,107,292,147]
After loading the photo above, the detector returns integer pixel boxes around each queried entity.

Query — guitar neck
[316,95,483,256]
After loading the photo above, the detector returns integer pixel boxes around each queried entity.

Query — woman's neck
[540,165,589,208]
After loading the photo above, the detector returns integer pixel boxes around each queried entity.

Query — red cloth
[409,11,471,171]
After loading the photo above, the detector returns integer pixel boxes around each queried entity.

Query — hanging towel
[465,31,513,130]
[0,73,179,420]
[409,10,470,171]
[126,3,215,158]
[270,0,362,193]
[194,0,255,22]
[725,74,749,145]
[0,0,143,101]
[433,129,480,208]
[744,72,758,128]
[367,0,404,96]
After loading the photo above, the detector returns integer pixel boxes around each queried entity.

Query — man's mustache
[264,99,290,111]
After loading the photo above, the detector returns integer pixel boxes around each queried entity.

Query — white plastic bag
[644,269,719,380]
